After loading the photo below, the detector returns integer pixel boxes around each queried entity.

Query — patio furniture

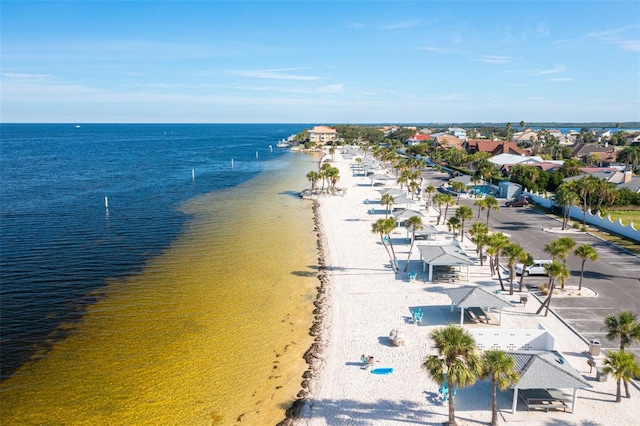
[412,308,423,324]
[519,389,568,412]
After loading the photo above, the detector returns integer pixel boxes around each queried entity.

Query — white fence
[471,323,556,352]
[524,192,640,243]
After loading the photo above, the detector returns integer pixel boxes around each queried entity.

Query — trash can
[596,366,608,382]
[589,339,601,356]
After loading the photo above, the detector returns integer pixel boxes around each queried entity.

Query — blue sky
[1,0,639,123]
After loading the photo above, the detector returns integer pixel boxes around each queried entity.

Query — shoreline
[279,199,330,425]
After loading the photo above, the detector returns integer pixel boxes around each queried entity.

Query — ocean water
[0,124,320,424]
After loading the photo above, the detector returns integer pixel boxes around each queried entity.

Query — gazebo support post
[512,388,519,414]
[499,307,504,326]
[466,265,470,281]
[459,308,464,325]
[428,264,433,282]
[571,388,578,413]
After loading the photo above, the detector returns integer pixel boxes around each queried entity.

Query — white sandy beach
[294,149,638,426]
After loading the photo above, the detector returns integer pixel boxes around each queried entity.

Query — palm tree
[433,193,447,225]
[319,162,332,192]
[484,196,499,227]
[554,185,580,230]
[474,198,487,221]
[306,170,319,191]
[545,237,576,262]
[517,251,534,292]
[404,215,424,272]
[326,166,340,194]
[447,217,461,240]
[603,350,640,402]
[482,350,519,426]
[502,242,525,295]
[442,194,456,224]
[371,218,398,273]
[469,222,489,266]
[381,193,395,219]
[536,260,569,316]
[450,180,467,205]
[605,311,640,351]
[487,232,509,291]
[574,244,598,291]
[425,185,436,207]
[455,206,473,242]
[616,146,640,173]
[544,237,575,290]
[423,325,482,426]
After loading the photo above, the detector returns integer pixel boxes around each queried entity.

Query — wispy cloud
[1,72,53,80]
[519,65,566,75]
[230,68,320,81]
[471,55,512,64]
[549,77,574,82]
[382,19,421,30]
[416,46,460,54]
[554,25,640,52]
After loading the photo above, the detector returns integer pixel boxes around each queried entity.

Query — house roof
[309,125,337,134]
[564,169,623,184]
[466,139,525,156]
[443,286,514,309]
[433,134,464,149]
[408,132,430,141]
[509,351,592,390]
[502,161,562,173]
[489,153,543,166]
[572,143,615,157]
[619,176,640,193]
[417,244,475,266]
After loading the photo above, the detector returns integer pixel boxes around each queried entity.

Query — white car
[515,260,552,276]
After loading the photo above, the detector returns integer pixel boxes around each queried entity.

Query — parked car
[505,197,529,207]
[515,260,552,276]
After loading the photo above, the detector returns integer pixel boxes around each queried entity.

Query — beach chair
[412,308,423,324]
[408,270,417,282]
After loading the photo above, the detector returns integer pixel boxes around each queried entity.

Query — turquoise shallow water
[1,124,320,424]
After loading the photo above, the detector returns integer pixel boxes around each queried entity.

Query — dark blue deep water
[0,123,309,380]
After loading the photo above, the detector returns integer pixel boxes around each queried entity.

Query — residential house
[406,132,431,146]
[308,125,338,145]
[431,133,464,150]
[448,127,468,140]
[594,129,612,142]
[572,143,618,166]
[512,130,539,145]
[563,168,629,186]
[465,139,526,156]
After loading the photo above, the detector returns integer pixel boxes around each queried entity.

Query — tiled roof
[466,139,525,156]
[510,351,592,389]
[443,286,514,308]
[310,125,337,133]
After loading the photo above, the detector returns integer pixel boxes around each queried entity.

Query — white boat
[276,134,297,148]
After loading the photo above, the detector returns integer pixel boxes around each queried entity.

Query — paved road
[421,168,640,358]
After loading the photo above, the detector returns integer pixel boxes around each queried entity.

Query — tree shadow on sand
[281,397,446,425]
